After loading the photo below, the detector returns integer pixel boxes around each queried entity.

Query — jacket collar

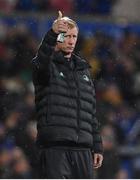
[72,53,91,70]
[52,51,90,70]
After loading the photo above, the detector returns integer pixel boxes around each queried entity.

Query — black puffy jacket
[32,29,103,153]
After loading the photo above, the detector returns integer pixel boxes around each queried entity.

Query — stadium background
[0,0,140,178]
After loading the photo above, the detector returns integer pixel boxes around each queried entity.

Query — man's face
[57,27,78,55]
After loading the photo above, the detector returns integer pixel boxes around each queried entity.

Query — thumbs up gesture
[52,11,68,34]
[58,10,63,20]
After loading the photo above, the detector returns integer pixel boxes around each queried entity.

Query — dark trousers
[38,146,94,179]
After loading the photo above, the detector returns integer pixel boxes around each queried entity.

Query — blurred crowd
[0,0,116,15]
[82,28,140,179]
[0,9,140,179]
[0,22,38,178]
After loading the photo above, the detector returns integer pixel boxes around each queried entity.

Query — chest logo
[60,72,64,77]
[83,75,89,82]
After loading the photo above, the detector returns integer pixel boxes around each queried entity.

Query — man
[32,11,103,179]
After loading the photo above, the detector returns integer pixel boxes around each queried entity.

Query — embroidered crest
[60,72,64,77]
[83,75,89,82]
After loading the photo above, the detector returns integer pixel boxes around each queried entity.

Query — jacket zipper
[73,70,80,142]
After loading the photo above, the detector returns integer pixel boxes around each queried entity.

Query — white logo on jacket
[83,75,89,82]
[60,72,64,77]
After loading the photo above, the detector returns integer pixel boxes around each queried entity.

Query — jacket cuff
[92,142,103,154]
[92,135,103,154]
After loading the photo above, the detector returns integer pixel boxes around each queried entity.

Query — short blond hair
[60,17,79,31]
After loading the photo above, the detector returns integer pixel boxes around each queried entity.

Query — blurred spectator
[102,82,123,106]
[115,57,136,103]
[9,147,32,178]
[97,124,120,178]
[0,148,12,178]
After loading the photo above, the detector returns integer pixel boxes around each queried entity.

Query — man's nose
[69,37,75,44]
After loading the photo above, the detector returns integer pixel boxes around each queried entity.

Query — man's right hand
[52,11,68,34]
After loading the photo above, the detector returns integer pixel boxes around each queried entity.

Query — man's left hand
[93,153,103,169]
